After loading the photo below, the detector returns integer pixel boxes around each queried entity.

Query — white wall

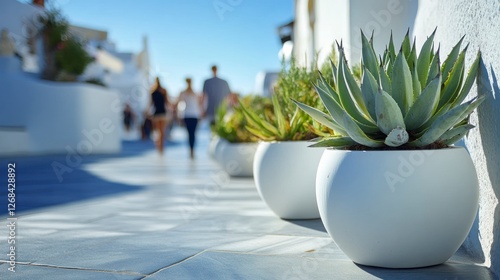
[348,0,417,64]
[413,0,500,275]
[297,0,417,66]
[293,0,314,67]
[0,57,121,156]
[0,0,44,72]
[314,0,349,66]
[0,0,42,45]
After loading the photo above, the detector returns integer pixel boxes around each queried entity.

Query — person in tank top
[149,77,169,155]
[176,77,202,159]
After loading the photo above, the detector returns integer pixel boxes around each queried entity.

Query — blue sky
[34,0,293,96]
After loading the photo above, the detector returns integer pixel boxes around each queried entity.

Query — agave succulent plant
[295,29,484,149]
[240,58,333,141]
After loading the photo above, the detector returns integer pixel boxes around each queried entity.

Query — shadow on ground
[287,219,328,233]
[0,140,180,216]
[356,262,494,279]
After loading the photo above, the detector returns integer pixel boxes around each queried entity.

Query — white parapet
[0,56,121,156]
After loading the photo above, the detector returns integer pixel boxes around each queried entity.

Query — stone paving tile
[3,264,143,280]
[271,218,330,237]
[0,128,495,279]
[144,250,495,280]
[211,234,333,255]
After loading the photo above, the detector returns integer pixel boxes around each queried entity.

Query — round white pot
[254,141,324,219]
[219,141,258,177]
[213,137,227,164]
[316,147,479,268]
[208,135,220,160]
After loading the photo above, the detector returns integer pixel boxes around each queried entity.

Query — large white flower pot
[316,147,479,268]
[219,141,258,177]
[208,135,220,160]
[254,141,324,219]
[213,137,226,164]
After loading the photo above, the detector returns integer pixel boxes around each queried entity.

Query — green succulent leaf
[318,71,340,104]
[342,112,384,148]
[244,125,274,141]
[292,99,346,135]
[438,124,475,144]
[442,35,465,81]
[342,58,369,115]
[375,88,406,135]
[401,29,411,60]
[289,107,304,137]
[272,94,286,138]
[451,50,481,107]
[361,31,379,79]
[416,28,436,88]
[415,103,451,134]
[411,62,421,101]
[427,49,440,86]
[308,136,356,148]
[388,32,397,62]
[410,96,484,147]
[404,74,442,130]
[238,99,279,136]
[329,59,338,86]
[438,47,466,108]
[408,40,417,70]
[337,51,377,128]
[361,69,378,121]
[313,82,345,123]
[379,65,392,95]
[391,50,414,114]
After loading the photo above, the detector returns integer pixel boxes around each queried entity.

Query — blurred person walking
[201,65,231,126]
[176,77,202,159]
[148,77,170,155]
[123,103,135,132]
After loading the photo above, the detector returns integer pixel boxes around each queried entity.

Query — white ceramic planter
[316,147,479,268]
[208,135,220,160]
[219,141,258,177]
[213,137,226,164]
[253,141,324,219]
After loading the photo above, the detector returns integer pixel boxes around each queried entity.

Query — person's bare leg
[157,118,167,154]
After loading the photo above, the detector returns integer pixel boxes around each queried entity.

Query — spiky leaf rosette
[295,29,484,149]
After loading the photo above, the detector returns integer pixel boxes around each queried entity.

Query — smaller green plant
[214,95,269,143]
[39,9,92,81]
[295,30,484,149]
[55,37,93,76]
[239,57,333,141]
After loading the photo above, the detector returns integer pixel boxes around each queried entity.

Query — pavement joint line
[13,262,148,276]
[141,250,207,279]
[0,260,33,265]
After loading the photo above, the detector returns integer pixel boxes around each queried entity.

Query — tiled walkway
[0,126,495,279]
